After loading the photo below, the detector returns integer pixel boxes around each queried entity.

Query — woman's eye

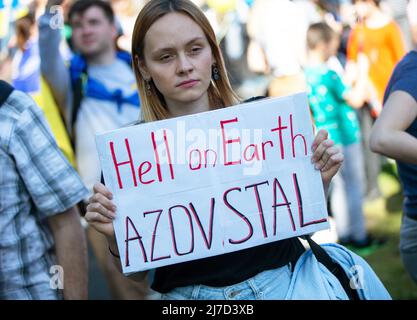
[160,54,173,61]
[190,47,202,54]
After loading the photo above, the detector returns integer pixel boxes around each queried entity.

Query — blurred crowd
[0,0,416,299]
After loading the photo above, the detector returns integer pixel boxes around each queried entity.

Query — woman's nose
[176,54,193,74]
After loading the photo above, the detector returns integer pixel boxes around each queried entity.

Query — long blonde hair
[131,0,240,122]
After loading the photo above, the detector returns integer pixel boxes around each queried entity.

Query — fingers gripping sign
[85,182,117,239]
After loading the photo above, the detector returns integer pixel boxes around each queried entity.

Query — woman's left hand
[311,129,344,191]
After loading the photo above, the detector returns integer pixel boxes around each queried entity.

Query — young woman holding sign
[85,0,346,299]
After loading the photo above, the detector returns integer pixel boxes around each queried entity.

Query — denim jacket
[285,243,391,300]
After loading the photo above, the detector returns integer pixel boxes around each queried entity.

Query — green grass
[361,162,417,299]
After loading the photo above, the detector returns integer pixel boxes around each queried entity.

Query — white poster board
[96,93,329,275]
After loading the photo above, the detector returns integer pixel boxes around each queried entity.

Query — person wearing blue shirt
[370,47,417,284]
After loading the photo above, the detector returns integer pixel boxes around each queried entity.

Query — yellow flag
[32,77,76,168]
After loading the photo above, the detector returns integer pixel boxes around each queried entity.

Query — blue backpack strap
[0,80,14,107]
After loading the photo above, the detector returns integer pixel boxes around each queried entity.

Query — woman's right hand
[85,182,117,241]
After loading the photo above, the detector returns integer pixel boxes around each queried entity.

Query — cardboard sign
[96,93,329,274]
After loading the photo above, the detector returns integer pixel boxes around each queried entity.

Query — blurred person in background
[0,0,11,61]
[370,40,417,285]
[206,0,254,92]
[0,0,20,79]
[347,0,406,117]
[305,22,384,251]
[246,0,313,98]
[346,0,406,201]
[38,0,149,300]
[11,2,76,166]
[0,80,88,299]
[11,4,39,92]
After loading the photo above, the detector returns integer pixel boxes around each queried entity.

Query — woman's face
[139,12,214,111]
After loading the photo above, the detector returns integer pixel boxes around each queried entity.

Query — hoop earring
[212,64,220,81]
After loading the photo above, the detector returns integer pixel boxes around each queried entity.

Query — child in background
[305,22,384,251]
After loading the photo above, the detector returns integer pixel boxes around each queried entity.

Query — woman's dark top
[152,238,305,293]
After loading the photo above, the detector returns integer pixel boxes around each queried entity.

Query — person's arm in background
[343,53,371,108]
[48,206,88,299]
[370,91,417,164]
[328,61,367,109]
[38,0,72,120]
[348,53,383,116]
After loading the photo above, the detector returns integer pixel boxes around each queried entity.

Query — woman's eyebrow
[151,37,206,54]
[184,37,206,46]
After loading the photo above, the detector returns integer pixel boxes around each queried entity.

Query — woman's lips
[176,80,199,88]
